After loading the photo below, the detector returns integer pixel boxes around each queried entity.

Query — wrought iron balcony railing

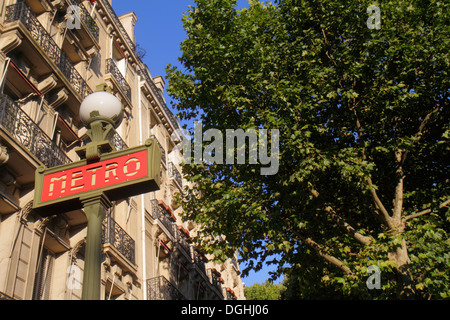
[147,276,186,300]
[168,162,182,189]
[105,59,131,102]
[139,66,180,131]
[226,288,237,300]
[109,132,129,151]
[149,135,166,165]
[192,248,207,276]
[5,1,59,61]
[176,228,192,258]
[209,270,224,299]
[0,95,71,168]
[59,51,93,98]
[102,215,135,265]
[151,200,176,238]
[100,0,179,131]
[99,0,136,53]
[5,2,92,98]
[68,0,99,41]
[82,131,128,152]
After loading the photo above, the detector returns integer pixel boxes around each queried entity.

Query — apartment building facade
[0,0,244,300]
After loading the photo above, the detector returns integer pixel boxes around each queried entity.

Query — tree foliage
[244,280,285,300]
[166,0,450,299]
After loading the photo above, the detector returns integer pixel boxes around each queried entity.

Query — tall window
[32,248,55,300]
[112,38,127,77]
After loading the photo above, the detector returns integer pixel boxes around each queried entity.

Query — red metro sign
[41,150,147,202]
[33,140,161,216]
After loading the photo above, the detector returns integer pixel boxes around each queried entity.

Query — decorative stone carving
[0,30,22,53]
[0,143,9,166]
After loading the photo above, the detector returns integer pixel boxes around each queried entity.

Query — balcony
[4,2,93,99]
[151,200,176,239]
[102,215,135,265]
[109,132,128,151]
[176,226,192,259]
[68,0,99,42]
[226,287,238,300]
[105,59,131,102]
[168,162,182,189]
[59,50,93,98]
[139,66,180,133]
[0,95,70,168]
[193,249,207,273]
[147,276,186,300]
[150,135,166,166]
[81,131,128,153]
[209,269,224,299]
[98,0,136,54]
[192,248,209,281]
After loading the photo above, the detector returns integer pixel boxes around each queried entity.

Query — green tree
[167,0,450,299]
[245,280,285,300]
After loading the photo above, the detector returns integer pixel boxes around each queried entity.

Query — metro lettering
[41,151,147,202]
[49,175,67,197]
[70,171,84,191]
[124,157,140,177]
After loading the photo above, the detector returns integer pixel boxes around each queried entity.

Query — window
[32,248,55,300]
[112,38,127,77]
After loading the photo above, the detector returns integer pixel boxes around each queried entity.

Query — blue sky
[112,0,249,105]
[111,0,276,287]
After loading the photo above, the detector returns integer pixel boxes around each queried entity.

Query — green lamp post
[33,86,161,300]
[76,87,123,300]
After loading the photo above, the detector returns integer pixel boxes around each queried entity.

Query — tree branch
[310,189,372,246]
[393,150,405,221]
[403,199,450,222]
[367,176,395,228]
[322,206,372,246]
[300,235,353,275]
[401,106,441,165]
[293,229,352,275]
[279,214,353,275]
[351,106,393,228]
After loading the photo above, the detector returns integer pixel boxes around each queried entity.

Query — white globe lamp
[80,91,123,128]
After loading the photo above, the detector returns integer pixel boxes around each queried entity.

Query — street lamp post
[76,88,123,300]
[79,193,111,300]
[33,86,161,300]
